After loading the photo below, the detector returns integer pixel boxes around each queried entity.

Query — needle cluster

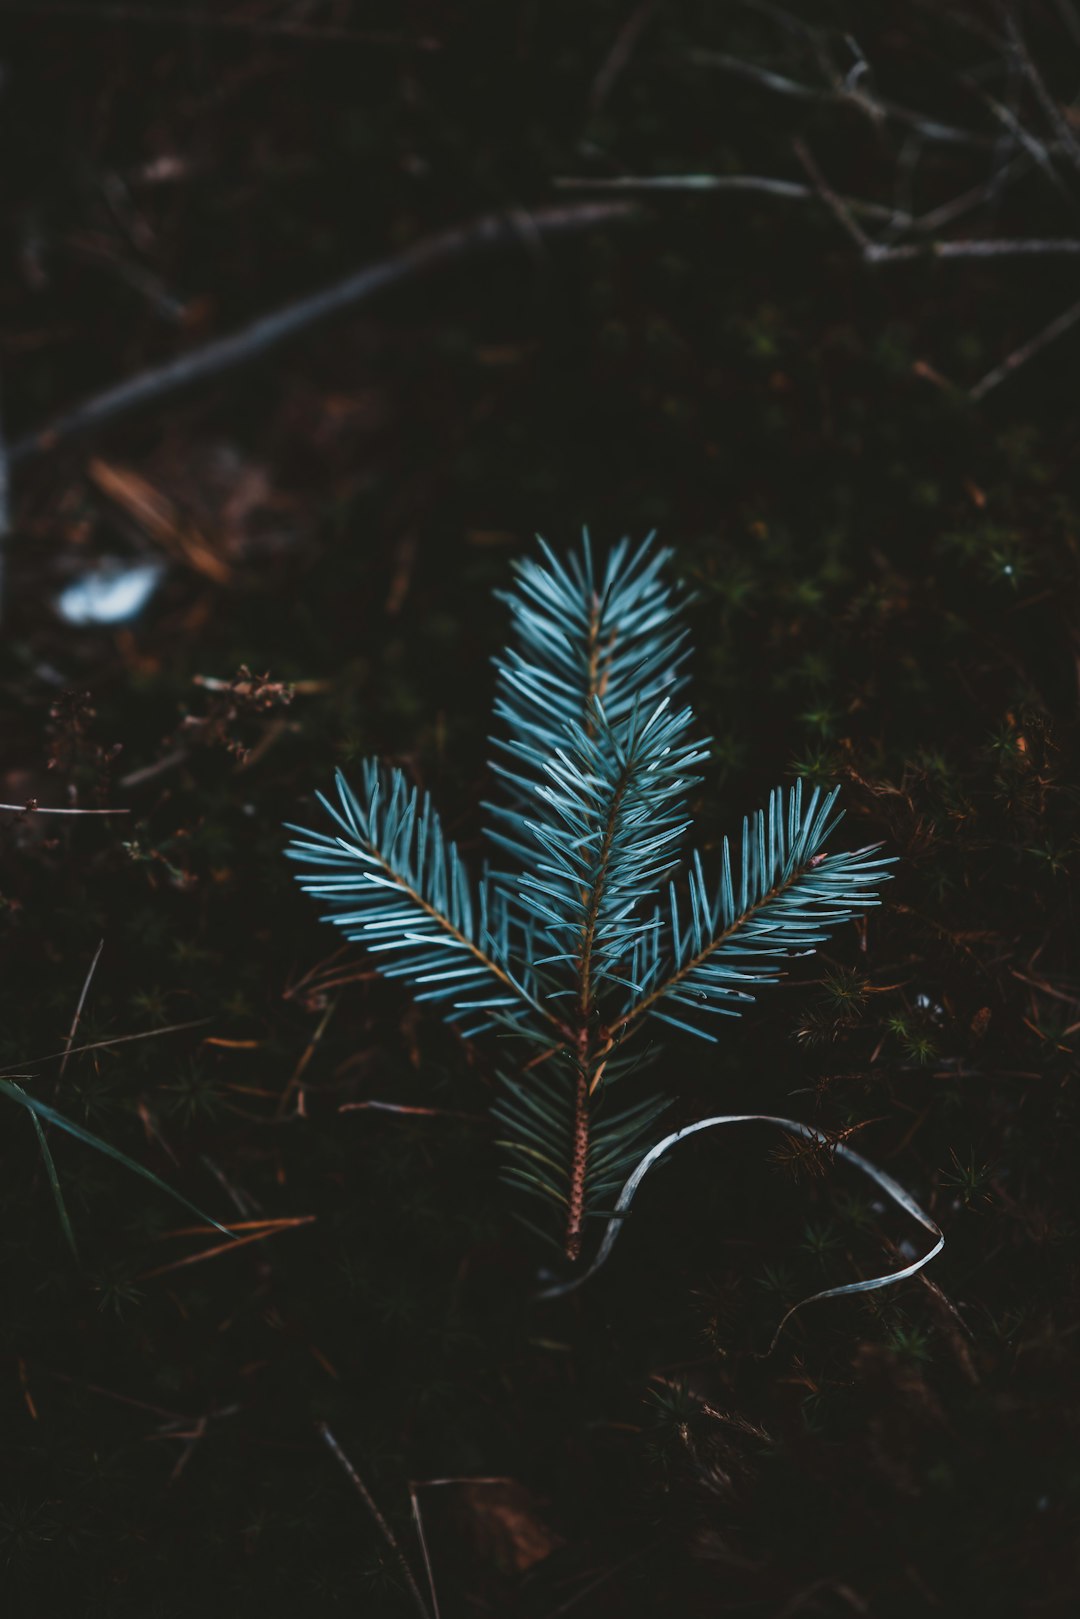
[287,535,892,1260]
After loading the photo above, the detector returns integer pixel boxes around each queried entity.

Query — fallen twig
[8,202,638,467]
[907,159,1031,236]
[554,172,909,223]
[970,294,1080,400]
[793,137,871,250]
[0,800,130,815]
[865,237,1080,262]
[588,0,660,120]
[117,748,189,790]
[794,137,1080,263]
[690,46,998,149]
[1002,8,1080,178]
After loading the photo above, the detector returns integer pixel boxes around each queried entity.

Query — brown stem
[562,590,621,1259]
[577,765,629,1017]
[564,1069,590,1262]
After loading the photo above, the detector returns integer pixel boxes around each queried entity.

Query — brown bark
[564,1071,590,1262]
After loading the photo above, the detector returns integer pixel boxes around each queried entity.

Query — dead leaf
[454,1481,563,1574]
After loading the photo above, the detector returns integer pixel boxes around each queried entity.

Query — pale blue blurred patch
[56,558,166,626]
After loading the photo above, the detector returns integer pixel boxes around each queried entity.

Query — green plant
[2,1023,231,1259]
[287,534,941,1292]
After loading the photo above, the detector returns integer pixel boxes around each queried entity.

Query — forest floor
[1,4,1079,1616]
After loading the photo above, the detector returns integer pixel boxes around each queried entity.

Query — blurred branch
[589,0,660,120]
[684,7,1080,401]
[908,159,1030,235]
[793,136,871,248]
[970,294,1080,399]
[7,202,639,468]
[1001,6,1080,176]
[865,236,1080,260]
[976,83,1071,195]
[554,172,910,224]
[690,46,999,149]
[0,800,130,814]
[794,137,1080,262]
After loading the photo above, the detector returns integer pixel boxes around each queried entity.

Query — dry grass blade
[137,1216,316,1280]
[409,1485,442,1619]
[156,1217,313,1238]
[317,1423,432,1619]
[59,938,104,1080]
[88,458,233,584]
[339,1100,485,1121]
[277,996,337,1118]
[0,1017,211,1075]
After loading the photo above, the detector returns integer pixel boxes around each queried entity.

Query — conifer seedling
[287,535,932,1297]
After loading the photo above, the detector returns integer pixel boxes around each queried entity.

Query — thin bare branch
[908,155,1029,236]
[7,203,638,468]
[1001,8,1080,176]
[117,748,189,789]
[970,295,1080,400]
[588,0,660,120]
[795,136,1080,263]
[868,236,1080,262]
[731,0,825,51]
[690,47,997,149]
[976,85,1070,193]
[1050,0,1080,47]
[0,800,130,815]
[793,138,870,249]
[553,172,909,224]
